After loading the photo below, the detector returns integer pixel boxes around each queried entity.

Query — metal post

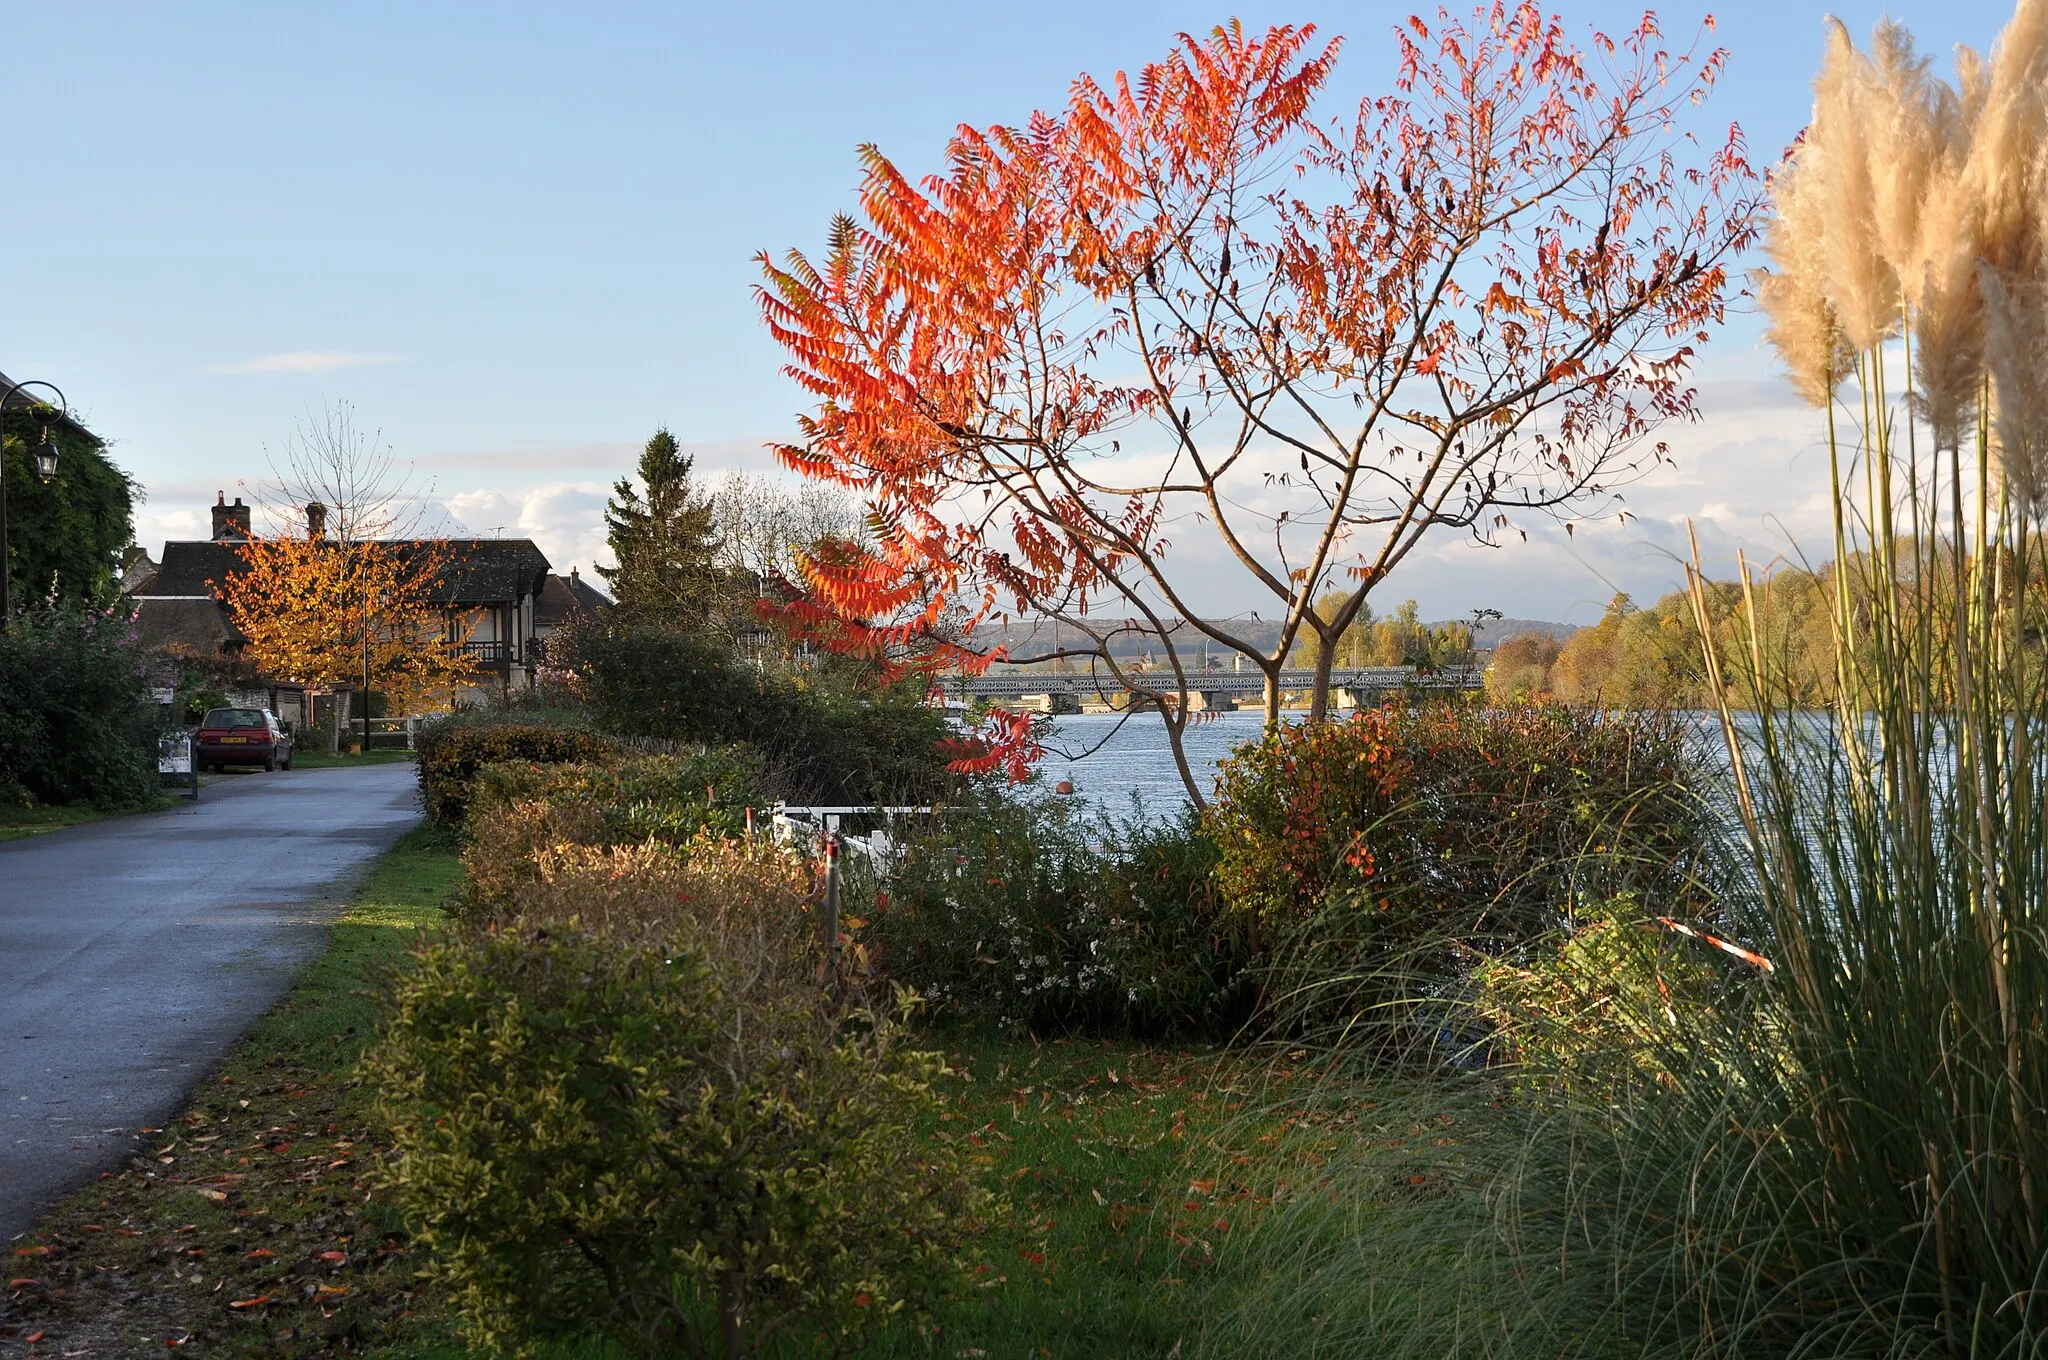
[0,379,72,633]
[0,411,8,631]
[823,820,842,974]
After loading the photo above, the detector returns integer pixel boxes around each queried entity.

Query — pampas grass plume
[1759,155,1850,407]
[1976,262,2048,507]
[1813,19,1901,350]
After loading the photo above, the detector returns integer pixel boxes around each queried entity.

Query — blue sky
[3,1,2027,623]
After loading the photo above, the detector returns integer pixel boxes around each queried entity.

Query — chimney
[569,566,580,588]
[211,493,252,541]
[305,501,327,540]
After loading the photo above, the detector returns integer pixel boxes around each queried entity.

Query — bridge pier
[1192,690,1237,712]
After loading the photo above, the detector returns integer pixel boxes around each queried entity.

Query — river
[1035,710,1275,815]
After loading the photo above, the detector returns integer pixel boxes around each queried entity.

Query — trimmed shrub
[456,750,766,914]
[0,606,159,809]
[862,790,1253,1037]
[413,720,619,826]
[370,922,985,1359]
[560,621,953,804]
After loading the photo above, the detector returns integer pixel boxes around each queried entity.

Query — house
[532,565,613,662]
[129,493,556,707]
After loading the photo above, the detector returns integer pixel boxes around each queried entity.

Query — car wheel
[264,755,277,772]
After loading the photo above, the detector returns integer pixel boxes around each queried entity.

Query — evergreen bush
[559,621,952,805]
[863,790,1253,1037]
[371,921,984,1359]
[0,606,159,808]
[413,719,619,826]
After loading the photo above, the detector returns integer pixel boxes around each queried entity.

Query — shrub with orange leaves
[758,7,1758,798]
[1207,702,1712,1039]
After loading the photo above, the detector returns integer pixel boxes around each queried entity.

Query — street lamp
[0,377,68,632]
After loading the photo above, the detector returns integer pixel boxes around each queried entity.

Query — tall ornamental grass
[1203,6,2048,1355]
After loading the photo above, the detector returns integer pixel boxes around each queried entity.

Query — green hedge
[414,721,620,826]
[861,792,1254,1038]
[559,622,953,805]
[0,607,159,809]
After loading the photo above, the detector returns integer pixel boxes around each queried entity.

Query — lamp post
[0,378,67,632]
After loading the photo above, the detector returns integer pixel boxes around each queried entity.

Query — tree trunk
[721,1269,746,1360]
[330,690,348,754]
[1163,702,1207,811]
[1262,667,1282,728]
[1308,632,1337,724]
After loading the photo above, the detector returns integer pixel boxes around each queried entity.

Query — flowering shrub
[0,606,158,808]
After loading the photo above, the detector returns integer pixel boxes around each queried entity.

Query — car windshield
[202,708,266,728]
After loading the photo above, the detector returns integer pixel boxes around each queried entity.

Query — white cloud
[207,351,402,375]
[441,482,614,579]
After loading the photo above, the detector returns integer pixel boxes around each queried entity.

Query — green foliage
[1533,575,1838,709]
[863,790,1253,1038]
[1290,593,1476,670]
[2,412,137,611]
[371,922,983,1360]
[413,719,620,826]
[1206,702,1712,1040]
[0,606,160,808]
[561,620,952,804]
[597,427,721,626]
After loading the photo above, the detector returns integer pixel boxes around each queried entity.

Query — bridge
[944,664,1486,713]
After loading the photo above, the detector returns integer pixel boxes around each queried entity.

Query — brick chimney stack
[305,501,327,540]
[211,492,251,541]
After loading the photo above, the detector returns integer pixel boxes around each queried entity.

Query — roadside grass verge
[0,796,182,843]
[3,820,1438,1360]
[0,825,463,1358]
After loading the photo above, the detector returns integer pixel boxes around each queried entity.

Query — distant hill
[964,613,1580,664]
[1443,617,1582,651]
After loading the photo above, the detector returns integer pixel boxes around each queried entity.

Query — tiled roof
[414,539,552,604]
[135,537,552,606]
[0,369,105,445]
[133,597,240,654]
[536,571,614,626]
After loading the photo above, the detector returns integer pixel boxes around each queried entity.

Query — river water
[1035,708,1746,819]
[1036,711,1276,815]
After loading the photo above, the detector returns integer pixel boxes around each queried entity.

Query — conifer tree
[598,428,719,624]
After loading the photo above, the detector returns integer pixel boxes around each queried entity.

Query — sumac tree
[759,6,1758,800]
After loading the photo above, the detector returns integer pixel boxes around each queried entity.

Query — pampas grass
[1201,6,2048,1356]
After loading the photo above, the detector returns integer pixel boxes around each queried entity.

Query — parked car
[194,707,295,772]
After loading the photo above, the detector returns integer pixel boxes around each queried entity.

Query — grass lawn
[0,796,182,843]
[0,825,464,1358]
[290,748,418,770]
[0,826,1410,1360]
[363,1039,1344,1360]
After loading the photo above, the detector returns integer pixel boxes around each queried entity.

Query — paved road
[0,764,422,1240]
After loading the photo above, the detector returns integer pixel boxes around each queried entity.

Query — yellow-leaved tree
[214,403,478,746]
[216,532,477,718]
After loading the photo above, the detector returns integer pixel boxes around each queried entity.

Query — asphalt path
[0,764,422,1241]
